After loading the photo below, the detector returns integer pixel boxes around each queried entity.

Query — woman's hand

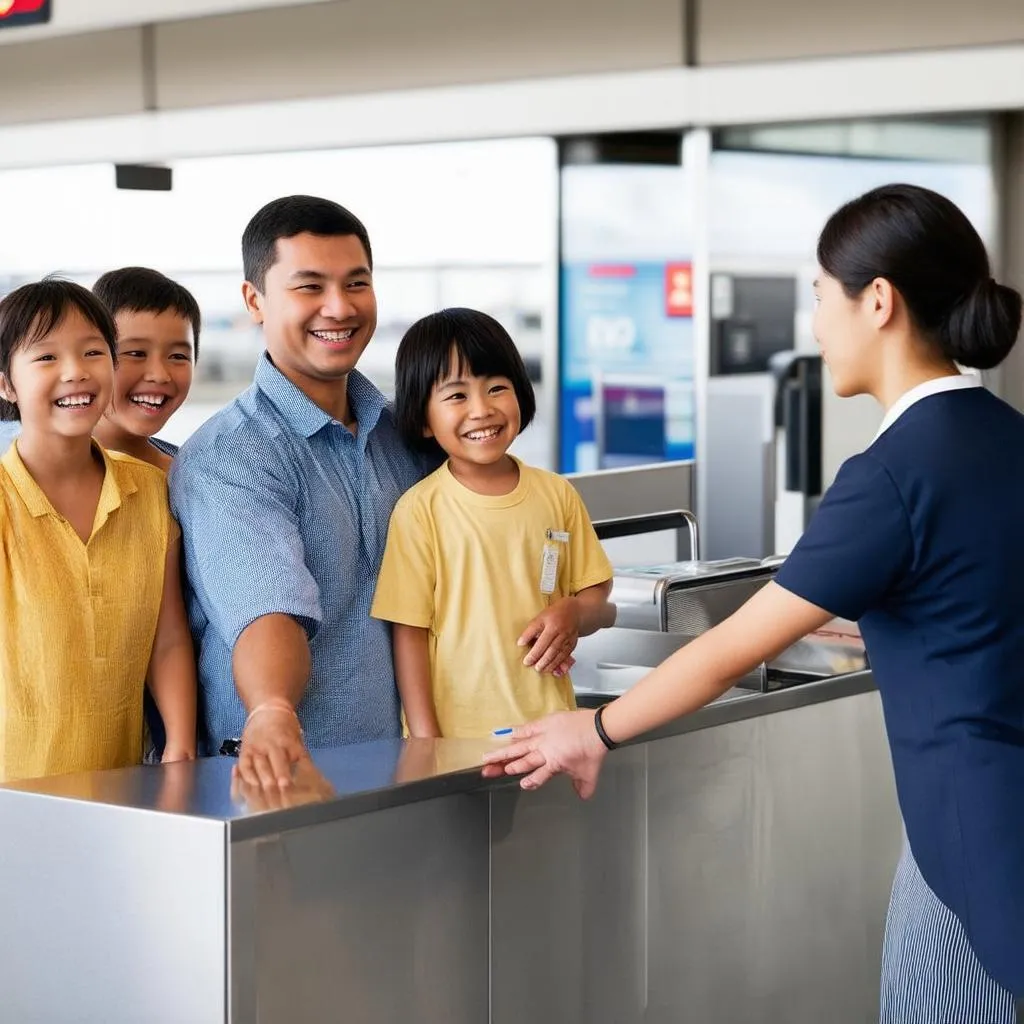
[481,709,609,798]
[487,584,834,803]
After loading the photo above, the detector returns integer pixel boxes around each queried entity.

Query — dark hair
[817,183,1022,370]
[394,307,537,453]
[92,267,202,360]
[242,195,373,291]
[0,278,117,422]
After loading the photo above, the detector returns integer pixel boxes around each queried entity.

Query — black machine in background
[703,272,823,559]
[770,351,823,499]
[710,274,797,376]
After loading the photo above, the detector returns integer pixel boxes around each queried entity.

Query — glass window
[0,138,559,464]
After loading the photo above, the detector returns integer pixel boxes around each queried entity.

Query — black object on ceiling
[115,165,173,192]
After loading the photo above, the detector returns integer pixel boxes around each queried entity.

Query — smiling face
[0,307,113,440]
[424,350,522,472]
[242,232,376,401]
[101,308,195,439]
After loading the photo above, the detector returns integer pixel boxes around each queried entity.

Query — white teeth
[130,394,167,407]
[55,395,93,408]
[465,427,501,441]
[312,329,355,342]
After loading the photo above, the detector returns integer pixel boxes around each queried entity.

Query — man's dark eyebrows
[287,268,371,281]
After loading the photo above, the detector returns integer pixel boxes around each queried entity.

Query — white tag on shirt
[540,542,560,594]
[546,529,570,543]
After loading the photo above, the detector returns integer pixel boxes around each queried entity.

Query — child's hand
[161,745,196,764]
[518,597,581,675]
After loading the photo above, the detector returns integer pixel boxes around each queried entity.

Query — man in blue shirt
[170,196,423,787]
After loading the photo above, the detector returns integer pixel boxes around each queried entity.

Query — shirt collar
[1,440,132,526]
[872,373,983,443]
[254,353,389,439]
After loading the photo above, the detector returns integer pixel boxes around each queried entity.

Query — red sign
[0,1,50,27]
[664,262,693,318]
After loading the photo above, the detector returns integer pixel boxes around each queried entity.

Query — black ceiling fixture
[115,165,173,192]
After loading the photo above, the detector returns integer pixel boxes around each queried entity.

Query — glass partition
[557,135,694,473]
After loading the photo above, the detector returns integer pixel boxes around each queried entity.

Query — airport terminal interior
[0,1,1023,1021]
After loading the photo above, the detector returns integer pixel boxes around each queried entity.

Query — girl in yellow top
[371,308,615,738]
[0,279,197,783]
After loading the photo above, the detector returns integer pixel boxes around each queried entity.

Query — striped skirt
[881,842,1020,1024]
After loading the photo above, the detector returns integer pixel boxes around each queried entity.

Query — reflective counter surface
[0,667,896,1024]
[0,669,875,841]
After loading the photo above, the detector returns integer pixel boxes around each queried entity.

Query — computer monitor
[595,377,667,469]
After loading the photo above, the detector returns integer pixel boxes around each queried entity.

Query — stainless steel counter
[0,671,901,1023]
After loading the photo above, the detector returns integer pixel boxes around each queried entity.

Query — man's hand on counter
[231,614,313,788]
[237,703,308,788]
[231,756,334,811]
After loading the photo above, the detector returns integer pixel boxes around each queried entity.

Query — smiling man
[170,196,424,785]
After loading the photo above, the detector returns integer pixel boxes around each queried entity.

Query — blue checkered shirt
[169,354,424,752]
[0,421,17,454]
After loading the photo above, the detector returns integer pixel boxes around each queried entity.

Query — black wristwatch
[593,704,620,751]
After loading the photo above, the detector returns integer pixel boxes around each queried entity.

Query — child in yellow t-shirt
[0,279,197,783]
[371,308,614,738]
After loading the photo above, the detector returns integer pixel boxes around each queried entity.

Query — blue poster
[559,260,695,473]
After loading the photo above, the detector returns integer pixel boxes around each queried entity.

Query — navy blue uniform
[777,379,1024,1016]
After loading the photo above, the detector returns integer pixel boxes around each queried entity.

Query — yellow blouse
[0,442,177,783]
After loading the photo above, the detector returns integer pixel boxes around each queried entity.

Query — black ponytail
[940,277,1023,370]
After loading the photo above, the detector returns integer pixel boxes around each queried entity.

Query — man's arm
[170,438,323,787]
[232,613,312,787]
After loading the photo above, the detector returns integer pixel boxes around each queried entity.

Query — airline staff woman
[485,184,1024,1023]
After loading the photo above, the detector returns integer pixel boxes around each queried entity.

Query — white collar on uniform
[872,373,983,443]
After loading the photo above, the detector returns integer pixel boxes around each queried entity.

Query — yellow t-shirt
[0,442,177,783]
[371,459,613,738]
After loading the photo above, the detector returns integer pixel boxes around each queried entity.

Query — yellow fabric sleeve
[565,487,614,594]
[370,495,436,629]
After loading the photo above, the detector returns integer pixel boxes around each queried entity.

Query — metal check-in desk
[0,670,900,1024]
